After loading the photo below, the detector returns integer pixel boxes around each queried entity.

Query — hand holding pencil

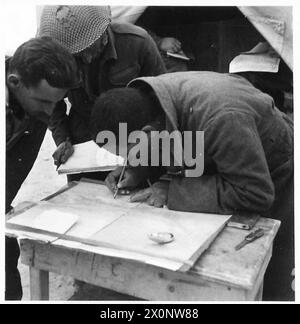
[105,161,151,198]
[113,157,128,198]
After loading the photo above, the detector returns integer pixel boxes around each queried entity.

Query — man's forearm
[48,100,70,146]
[167,172,274,215]
[50,122,71,146]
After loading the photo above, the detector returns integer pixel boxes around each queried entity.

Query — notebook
[57,141,125,175]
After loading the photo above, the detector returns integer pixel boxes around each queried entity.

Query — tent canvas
[111,5,292,70]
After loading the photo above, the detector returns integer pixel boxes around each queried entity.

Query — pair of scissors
[235,228,265,251]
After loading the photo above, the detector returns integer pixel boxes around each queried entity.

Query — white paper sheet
[58,141,124,174]
[6,182,231,272]
[33,210,78,234]
[8,207,78,235]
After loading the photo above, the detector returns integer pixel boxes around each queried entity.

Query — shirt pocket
[109,64,141,87]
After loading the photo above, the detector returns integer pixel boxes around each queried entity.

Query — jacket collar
[128,77,179,132]
[6,94,30,151]
[76,26,117,93]
[6,59,31,150]
[128,77,183,168]
[102,26,118,62]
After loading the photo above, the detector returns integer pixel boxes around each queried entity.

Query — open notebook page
[58,141,125,174]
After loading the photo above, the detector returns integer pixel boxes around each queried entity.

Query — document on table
[6,182,231,272]
[6,205,79,242]
[33,210,78,233]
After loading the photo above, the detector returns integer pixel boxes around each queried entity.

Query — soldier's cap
[38,5,111,54]
[229,42,281,74]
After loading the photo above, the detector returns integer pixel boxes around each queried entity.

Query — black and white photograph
[2,0,297,305]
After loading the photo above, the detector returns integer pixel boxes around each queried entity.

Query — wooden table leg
[255,281,264,301]
[29,267,49,300]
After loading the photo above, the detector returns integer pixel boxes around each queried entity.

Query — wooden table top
[8,180,280,291]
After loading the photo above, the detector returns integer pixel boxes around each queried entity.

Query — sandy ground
[12,130,138,301]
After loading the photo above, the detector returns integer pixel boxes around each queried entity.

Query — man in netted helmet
[38,5,166,168]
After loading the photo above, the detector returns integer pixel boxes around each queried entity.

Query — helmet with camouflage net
[38,5,111,54]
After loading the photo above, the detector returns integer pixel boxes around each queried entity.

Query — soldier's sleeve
[49,99,70,146]
[167,111,275,214]
[139,31,167,76]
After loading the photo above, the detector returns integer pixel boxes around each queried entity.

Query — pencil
[113,157,128,199]
[146,178,155,194]
[56,163,61,172]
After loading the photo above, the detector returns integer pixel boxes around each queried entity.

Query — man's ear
[7,74,21,90]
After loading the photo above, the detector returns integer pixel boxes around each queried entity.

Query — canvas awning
[111,6,293,71]
[238,6,293,70]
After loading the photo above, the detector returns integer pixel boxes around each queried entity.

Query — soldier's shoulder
[111,22,148,39]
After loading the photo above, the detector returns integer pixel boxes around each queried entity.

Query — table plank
[191,217,280,289]
[14,180,280,300]
[19,217,278,301]
[8,181,231,272]
[17,216,280,291]
[21,239,257,301]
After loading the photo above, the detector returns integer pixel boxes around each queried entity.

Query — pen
[55,137,71,172]
[114,157,128,199]
[56,162,61,172]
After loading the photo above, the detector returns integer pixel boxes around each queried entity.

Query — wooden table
[18,216,280,301]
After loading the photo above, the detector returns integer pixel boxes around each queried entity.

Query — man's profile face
[14,79,67,124]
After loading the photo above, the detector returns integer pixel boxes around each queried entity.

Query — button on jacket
[50,22,167,145]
